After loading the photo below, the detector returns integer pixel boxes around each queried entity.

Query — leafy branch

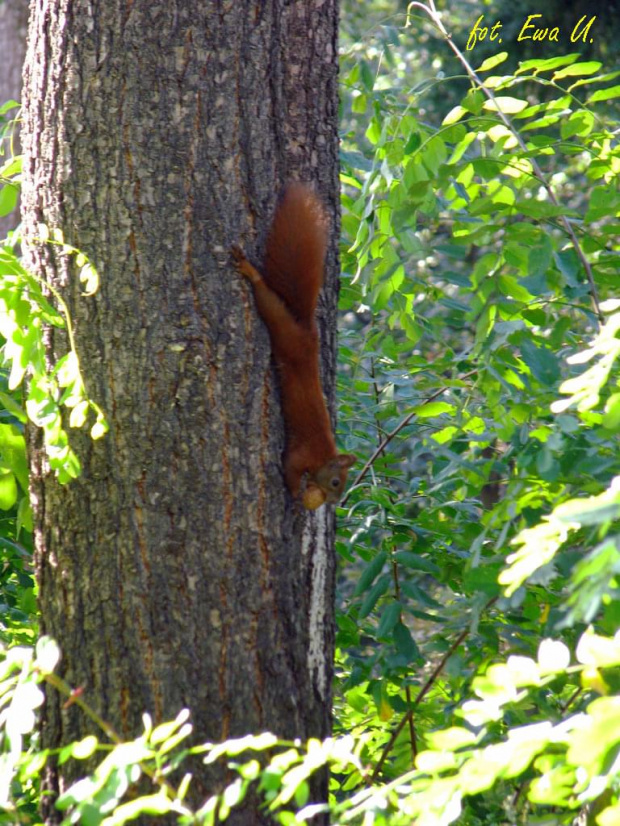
[406,0,603,322]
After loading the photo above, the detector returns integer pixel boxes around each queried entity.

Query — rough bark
[20,1,339,823]
[0,0,29,239]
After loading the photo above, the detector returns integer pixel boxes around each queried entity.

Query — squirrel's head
[303,454,356,509]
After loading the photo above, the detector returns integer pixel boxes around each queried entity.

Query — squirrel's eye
[330,477,340,489]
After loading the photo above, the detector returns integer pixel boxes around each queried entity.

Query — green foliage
[333,2,620,823]
[1,105,107,486]
[5,629,620,825]
[0,99,108,655]
[0,234,107,483]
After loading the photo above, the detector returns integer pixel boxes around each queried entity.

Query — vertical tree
[20,1,339,821]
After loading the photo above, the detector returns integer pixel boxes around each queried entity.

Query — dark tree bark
[20,1,339,823]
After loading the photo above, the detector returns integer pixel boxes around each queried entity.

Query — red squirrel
[232,183,355,509]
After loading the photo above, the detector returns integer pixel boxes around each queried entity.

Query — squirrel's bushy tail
[263,183,328,324]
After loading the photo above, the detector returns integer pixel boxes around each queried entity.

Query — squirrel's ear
[337,454,356,469]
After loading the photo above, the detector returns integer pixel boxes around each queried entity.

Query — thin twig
[370,596,497,782]
[343,369,478,504]
[391,559,418,761]
[43,672,186,805]
[45,672,122,744]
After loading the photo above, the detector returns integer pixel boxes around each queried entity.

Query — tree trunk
[0,0,28,239]
[20,1,339,823]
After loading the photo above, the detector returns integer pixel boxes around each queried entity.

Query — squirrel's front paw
[231,244,261,284]
[231,244,247,269]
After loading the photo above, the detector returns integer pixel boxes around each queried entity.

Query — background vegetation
[1,1,620,823]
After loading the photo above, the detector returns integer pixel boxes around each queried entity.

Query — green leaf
[0,471,17,510]
[55,352,80,388]
[476,52,508,72]
[555,493,620,527]
[514,200,574,219]
[527,238,553,278]
[553,61,602,80]
[17,494,33,533]
[358,574,391,619]
[432,425,459,444]
[517,54,580,74]
[91,416,109,440]
[427,727,478,749]
[416,749,458,774]
[586,186,620,221]
[79,262,99,295]
[365,118,381,146]
[0,423,29,492]
[0,157,22,178]
[603,394,620,432]
[475,303,497,345]
[404,132,422,154]
[588,84,620,103]
[72,735,99,760]
[566,695,620,775]
[70,400,89,428]
[421,135,447,176]
[462,89,485,114]
[442,106,467,126]
[394,551,440,575]
[415,401,455,418]
[0,184,19,217]
[393,621,420,662]
[377,601,401,638]
[448,131,476,164]
[353,551,387,596]
[104,792,173,824]
[0,391,27,424]
[554,249,580,282]
[528,765,575,805]
[483,96,528,114]
[0,99,20,115]
[498,275,533,303]
[560,109,595,138]
[204,733,278,764]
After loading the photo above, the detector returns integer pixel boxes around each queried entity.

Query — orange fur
[232,183,355,507]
